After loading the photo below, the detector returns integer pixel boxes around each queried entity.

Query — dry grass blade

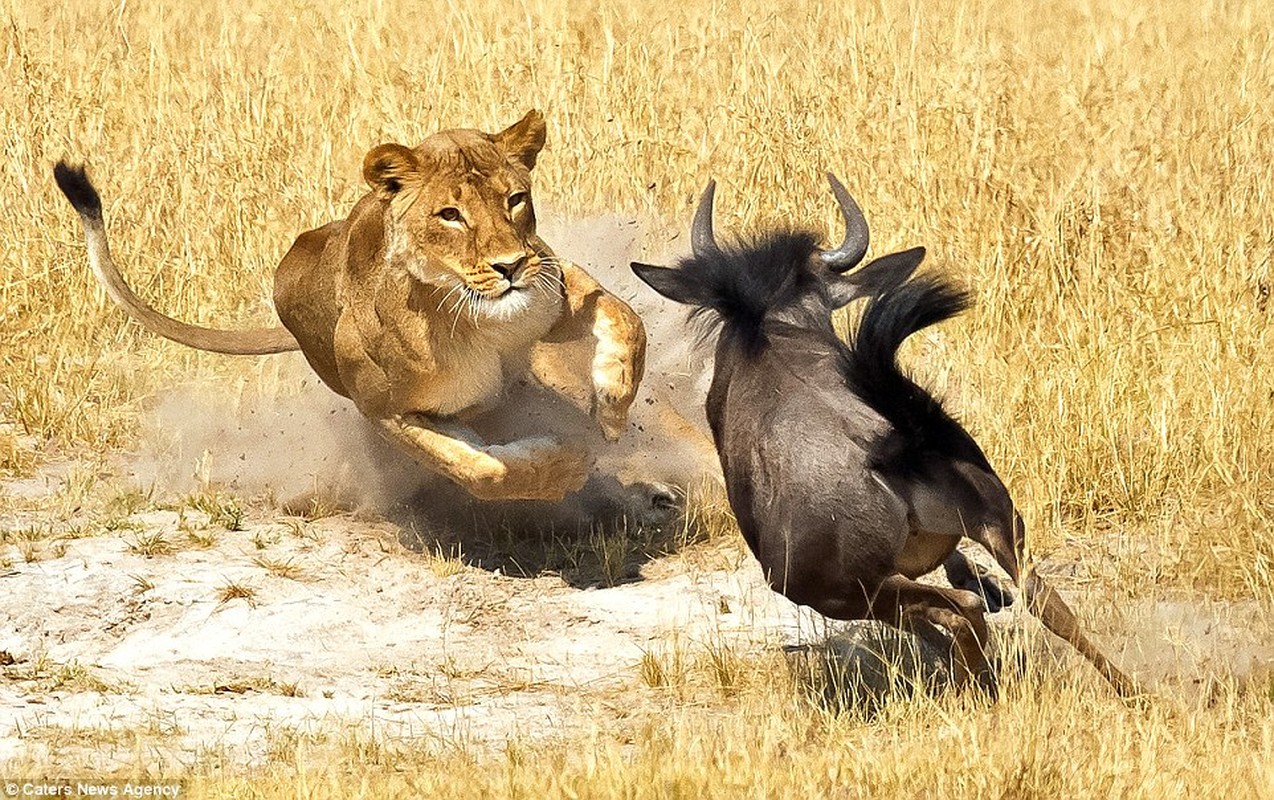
[126,531,173,557]
[252,555,308,581]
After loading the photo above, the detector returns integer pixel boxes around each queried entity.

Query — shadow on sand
[384,473,697,588]
[265,377,719,588]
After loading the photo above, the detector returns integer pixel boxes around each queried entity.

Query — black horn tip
[825,172,862,217]
[690,178,721,258]
[694,179,718,222]
[819,171,870,272]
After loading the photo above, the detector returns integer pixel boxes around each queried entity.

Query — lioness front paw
[619,481,684,527]
[475,437,593,501]
[591,382,636,442]
[589,301,645,442]
[590,347,640,441]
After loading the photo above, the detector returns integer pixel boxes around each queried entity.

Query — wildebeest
[631,177,1139,697]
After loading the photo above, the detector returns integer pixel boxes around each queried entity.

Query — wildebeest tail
[844,274,990,470]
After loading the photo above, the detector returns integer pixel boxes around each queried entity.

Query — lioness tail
[53,161,300,355]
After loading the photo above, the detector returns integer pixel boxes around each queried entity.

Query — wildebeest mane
[674,230,823,354]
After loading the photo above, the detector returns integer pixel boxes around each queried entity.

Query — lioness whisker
[531,270,559,300]
[448,288,474,336]
[535,268,566,296]
[541,268,566,289]
[437,282,466,314]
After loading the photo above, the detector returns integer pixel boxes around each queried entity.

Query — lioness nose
[491,256,528,281]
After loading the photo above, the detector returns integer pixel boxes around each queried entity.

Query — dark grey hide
[631,176,1140,698]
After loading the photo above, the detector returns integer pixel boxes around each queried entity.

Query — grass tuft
[126,531,173,557]
[215,580,259,607]
[252,555,308,581]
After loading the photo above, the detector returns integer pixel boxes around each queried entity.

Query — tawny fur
[54,111,647,501]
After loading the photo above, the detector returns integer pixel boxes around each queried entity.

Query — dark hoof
[952,573,1015,613]
[790,623,956,717]
[980,576,1015,613]
[974,664,1000,700]
[992,649,1030,681]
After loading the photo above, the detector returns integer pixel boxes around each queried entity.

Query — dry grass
[424,542,468,578]
[4,0,1266,597]
[252,554,309,580]
[184,663,1271,798]
[214,579,258,607]
[2,653,121,694]
[125,530,173,557]
[3,0,1273,793]
[183,491,246,531]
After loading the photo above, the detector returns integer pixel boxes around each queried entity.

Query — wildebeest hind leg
[953,465,1143,698]
[868,574,997,695]
[937,458,1146,698]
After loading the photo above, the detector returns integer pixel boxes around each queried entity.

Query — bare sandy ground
[0,465,816,770]
[3,453,1271,773]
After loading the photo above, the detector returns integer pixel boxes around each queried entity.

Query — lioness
[53,110,647,502]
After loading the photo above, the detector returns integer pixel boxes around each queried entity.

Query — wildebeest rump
[631,177,1139,697]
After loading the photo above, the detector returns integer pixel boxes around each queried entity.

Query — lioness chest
[336,272,564,419]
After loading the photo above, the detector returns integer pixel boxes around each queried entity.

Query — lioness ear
[363,143,419,197]
[493,109,548,171]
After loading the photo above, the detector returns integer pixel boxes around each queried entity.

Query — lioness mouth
[483,284,520,300]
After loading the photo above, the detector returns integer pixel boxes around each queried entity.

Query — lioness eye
[508,192,528,210]
[438,207,463,223]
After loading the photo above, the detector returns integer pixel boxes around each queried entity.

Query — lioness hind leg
[376,416,591,502]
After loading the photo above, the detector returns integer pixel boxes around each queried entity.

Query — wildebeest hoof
[991,648,1030,681]
[970,575,1014,613]
[973,664,1000,700]
[788,622,955,716]
[948,571,1015,613]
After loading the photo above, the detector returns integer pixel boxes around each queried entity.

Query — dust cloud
[132,212,721,541]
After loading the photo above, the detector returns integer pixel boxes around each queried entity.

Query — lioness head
[363,110,555,319]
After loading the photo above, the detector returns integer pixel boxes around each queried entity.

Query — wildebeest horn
[819,173,870,273]
[691,179,721,258]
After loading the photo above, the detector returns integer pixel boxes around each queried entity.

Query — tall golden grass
[163,654,1271,798]
[8,0,1273,591]
[3,0,1273,792]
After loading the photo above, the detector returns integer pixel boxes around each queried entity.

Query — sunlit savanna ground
[2,0,1273,795]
